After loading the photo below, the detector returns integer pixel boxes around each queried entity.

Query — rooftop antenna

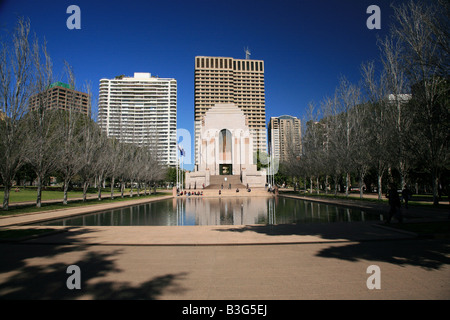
[244,47,251,60]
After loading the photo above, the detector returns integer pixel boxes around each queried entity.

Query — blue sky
[0,0,400,167]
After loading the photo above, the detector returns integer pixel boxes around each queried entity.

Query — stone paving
[0,192,449,300]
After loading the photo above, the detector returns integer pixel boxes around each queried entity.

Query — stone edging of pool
[0,195,175,227]
[1,222,417,246]
[0,193,429,245]
[277,193,450,221]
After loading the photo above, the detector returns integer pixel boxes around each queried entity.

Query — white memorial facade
[186,103,266,188]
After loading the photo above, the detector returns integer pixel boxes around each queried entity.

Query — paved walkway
[0,193,449,300]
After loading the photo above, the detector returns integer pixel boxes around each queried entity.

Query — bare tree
[23,35,60,207]
[377,33,411,189]
[106,136,122,199]
[0,18,32,210]
[361,61,392,200]
[77,114,99,202]
[301,102,322,194]
[127,144,142,198]
[391,0,449,205]
[349,102,371,199]
[334,77,361,197]
[56,62,85,204]
[319,96,337,195]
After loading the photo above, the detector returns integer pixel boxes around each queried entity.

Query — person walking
[386,183,402,223]
[401,185,412,209]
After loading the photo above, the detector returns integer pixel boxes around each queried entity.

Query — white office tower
[98,72,177,166]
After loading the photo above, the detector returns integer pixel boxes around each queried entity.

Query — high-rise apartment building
[29,82,90,116]
[194,56,267,165]
[98,72,177,166]
[268,115,302,163]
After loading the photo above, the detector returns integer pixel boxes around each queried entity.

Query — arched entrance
[219,129,232,175]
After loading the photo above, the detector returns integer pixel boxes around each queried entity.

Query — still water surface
[38,197,382,226]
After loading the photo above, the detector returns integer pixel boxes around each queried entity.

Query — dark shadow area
[316,238,450,270]
[215,223,450,270]
[84,272,188,300]
[0,228,188,299]
[215,222,405,241]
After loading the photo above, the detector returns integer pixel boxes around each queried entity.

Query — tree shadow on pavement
[215,223,450,270]
[0,228,188,299]
[315,238,450,270]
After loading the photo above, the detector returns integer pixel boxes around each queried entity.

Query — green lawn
[0,188,93,203]
[0,187,164,204]
[0,189,172,216]
[280,189,449,207]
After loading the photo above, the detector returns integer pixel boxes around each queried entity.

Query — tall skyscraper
[268,115,302,163]
[194,56,267,165]
[98,72,177,166]
[29,81,90,116]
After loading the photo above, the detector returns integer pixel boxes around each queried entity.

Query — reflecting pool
[37,196,383,226]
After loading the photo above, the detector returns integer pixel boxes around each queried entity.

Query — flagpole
[181,155,184,192]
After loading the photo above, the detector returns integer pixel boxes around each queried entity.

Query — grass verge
[279,190,449,209]
[0,192,171,217]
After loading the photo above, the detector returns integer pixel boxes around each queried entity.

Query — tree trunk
[97,182,102,201]
[310,177,313,194]
[3,185,11,211]
[83,181,89,202]
[377,174,383,200]
[345,172,350,197]
[432,170,439,206]
[399,160,406,190]
[130,181,133,198]
[63,179,69,205]
[334,174,338,196]
[36,175,42,208]
[110,176,115,199]
[359,173,364,199]
[316,176,319,194]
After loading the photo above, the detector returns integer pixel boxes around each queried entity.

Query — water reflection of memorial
[182,197,269,225]
[39,197,381,226]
